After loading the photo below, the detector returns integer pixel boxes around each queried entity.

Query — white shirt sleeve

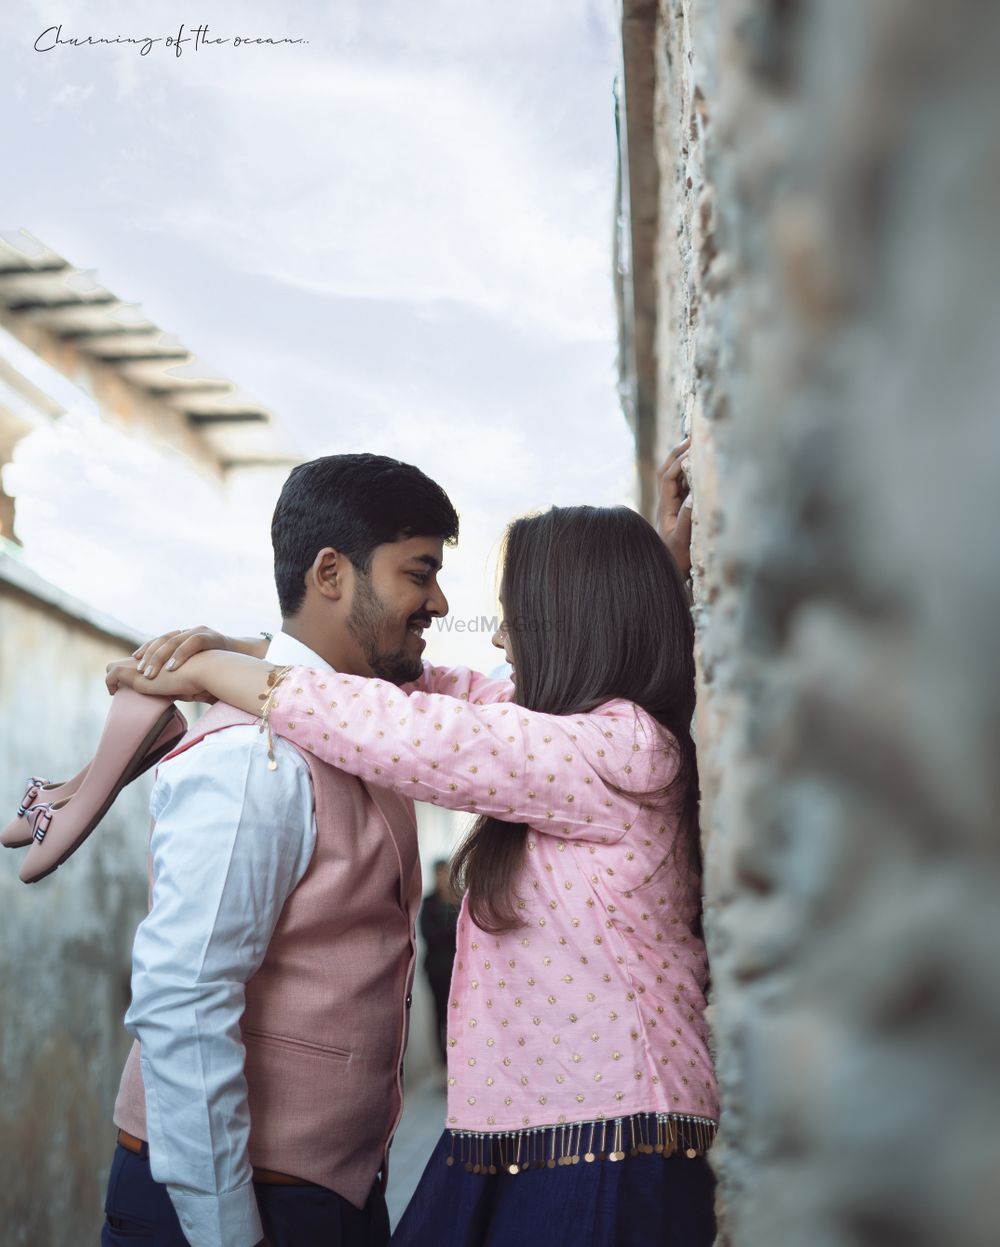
[125,725,316,1247]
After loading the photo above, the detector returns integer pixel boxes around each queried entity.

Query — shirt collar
[265,630,336,675]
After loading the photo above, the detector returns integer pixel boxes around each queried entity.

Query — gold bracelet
[257,664,293,770]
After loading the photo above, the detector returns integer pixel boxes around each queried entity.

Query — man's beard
[347,572,423,685]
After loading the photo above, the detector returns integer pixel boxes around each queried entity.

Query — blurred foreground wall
[618,1,1000,1244]
[0,553,160,1245]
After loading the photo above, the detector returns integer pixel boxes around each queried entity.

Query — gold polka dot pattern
[270,661,719,1134]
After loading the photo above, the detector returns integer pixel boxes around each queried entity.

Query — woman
[111,502,718,1247]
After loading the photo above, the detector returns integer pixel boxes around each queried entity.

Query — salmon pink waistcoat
[113,702,422,1209]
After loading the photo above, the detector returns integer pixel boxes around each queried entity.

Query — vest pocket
[243,1027,352,1063]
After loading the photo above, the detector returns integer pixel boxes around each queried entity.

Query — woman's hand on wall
[656,438,694,580]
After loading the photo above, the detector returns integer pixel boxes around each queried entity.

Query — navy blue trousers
[101,1144,390,1247]
[392,1130,717,1247]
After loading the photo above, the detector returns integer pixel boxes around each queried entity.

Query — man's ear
[310,548,347,602]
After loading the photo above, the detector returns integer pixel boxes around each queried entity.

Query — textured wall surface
[641,1,1000,1243]
[0,580,159,1245]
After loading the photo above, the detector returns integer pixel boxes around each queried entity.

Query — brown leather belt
[117,1129,314,1187]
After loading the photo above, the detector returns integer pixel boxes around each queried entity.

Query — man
[103,454,459,1247]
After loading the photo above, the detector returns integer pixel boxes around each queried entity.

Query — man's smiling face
[345,535,448,684]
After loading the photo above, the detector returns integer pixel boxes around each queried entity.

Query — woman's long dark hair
[451,505,699,933]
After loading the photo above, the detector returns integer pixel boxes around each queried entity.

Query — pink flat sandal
[2,767,92,848]
[3,709,188,850]
[18,690,187,884]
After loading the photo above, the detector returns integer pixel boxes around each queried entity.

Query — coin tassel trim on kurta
[445,1112,717,1174]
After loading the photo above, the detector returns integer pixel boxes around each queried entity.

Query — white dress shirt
[125,632,327,1247]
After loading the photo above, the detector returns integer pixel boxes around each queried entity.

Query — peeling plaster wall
[640,2,1000,1243]
[0,583,165,1245]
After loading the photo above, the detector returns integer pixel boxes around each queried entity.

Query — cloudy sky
[2,0,635,669]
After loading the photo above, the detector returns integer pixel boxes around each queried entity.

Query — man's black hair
[271,453,459,616]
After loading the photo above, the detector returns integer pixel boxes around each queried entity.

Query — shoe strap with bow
[17,777,49,818]
[27,802,55,844]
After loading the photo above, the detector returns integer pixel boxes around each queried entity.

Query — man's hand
[656,438,694,580]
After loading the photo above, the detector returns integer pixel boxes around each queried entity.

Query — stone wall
[624,1,1000,1243]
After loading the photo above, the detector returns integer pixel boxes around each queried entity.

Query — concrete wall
[623,2,1000,1244]
[0,559,157,1245]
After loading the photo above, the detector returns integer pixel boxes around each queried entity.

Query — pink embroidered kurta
[271,664,719,1135]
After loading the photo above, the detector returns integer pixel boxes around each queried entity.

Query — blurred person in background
[419,858,460,1070]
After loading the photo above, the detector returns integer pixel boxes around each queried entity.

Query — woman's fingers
[107,655,216,706]
[134,630,181,667]
[663,453,690,503]
[137,628,189,673]
[139,626,227,677]
[132,637,162,664]
[656,437,690,484]
[159,634,214,674]
[660,448,690,490]
[141,634,190,676]
[108,656,207,700]
[107,658,142,695]
[656,449,691,535]
[655,439,695,578]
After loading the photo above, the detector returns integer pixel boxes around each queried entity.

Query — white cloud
[8,0,617,340]
[5,412,280,638]
[1,0,637,670]
[145,55,613,342]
